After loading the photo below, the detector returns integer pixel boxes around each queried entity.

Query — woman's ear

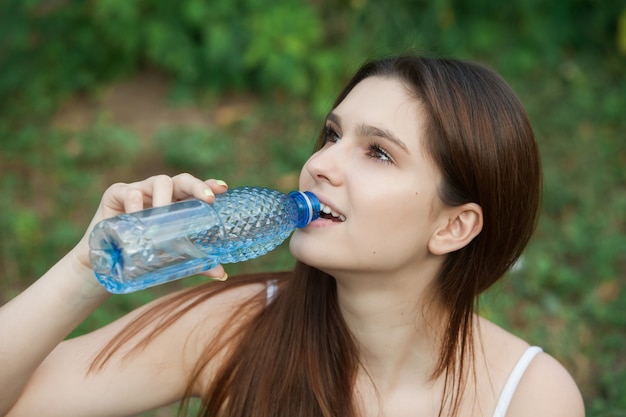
[428,203,483,256]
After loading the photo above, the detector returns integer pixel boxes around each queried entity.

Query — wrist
[62,246,111,303]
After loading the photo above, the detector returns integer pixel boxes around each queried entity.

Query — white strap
[492,346,543,417]
[266,279,279,306]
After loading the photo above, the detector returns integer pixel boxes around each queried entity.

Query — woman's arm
[0,250,111,415]
[0,174,228,416]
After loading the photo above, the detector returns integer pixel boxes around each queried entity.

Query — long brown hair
[91,55,542,417]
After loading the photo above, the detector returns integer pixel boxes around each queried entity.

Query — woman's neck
[332,266,448,388]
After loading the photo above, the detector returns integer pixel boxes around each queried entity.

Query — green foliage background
[1,0,625,415]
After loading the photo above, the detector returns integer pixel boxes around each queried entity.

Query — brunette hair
[91,55,541,417]
[336,56,542,414]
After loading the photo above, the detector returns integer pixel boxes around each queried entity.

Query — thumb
[201,264,228,281]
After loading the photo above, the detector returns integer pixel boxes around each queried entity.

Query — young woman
[0,55,584,417]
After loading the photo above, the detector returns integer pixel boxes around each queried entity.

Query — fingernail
[215,180,228,188]
[213,272,229,282]
[204,188,214,197]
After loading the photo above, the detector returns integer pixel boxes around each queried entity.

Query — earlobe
[428,203,483,255]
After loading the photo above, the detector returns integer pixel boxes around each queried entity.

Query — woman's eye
[367,143,393,164]
[323,125,341,143]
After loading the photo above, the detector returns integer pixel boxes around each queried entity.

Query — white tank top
[492,345,543,417]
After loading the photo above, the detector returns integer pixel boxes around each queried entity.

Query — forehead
[339,76,415,110]
[333,76,424,152]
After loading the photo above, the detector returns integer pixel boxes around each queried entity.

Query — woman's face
[290,76,448,278]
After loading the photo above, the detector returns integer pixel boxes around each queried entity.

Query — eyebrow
[326,112,410,154]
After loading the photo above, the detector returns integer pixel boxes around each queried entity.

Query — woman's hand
[0,174,229,416]
[74,173,229,281]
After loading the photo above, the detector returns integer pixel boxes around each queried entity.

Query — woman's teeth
[320,203,346,222]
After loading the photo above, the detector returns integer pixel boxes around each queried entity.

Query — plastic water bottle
[89,186,320,294]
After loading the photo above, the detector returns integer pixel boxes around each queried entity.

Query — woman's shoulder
[506,350,585,416]
[174,276,273,335]
[160,277,275,391]
[175,272,284,312]
[476,317,585,417]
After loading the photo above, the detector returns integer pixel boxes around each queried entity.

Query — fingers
[149,175,175,207]
[200,264,228,281]
[98,183,145,219]
[127,174,188,208]
[98,174,229,220]
[128,174,229,207]
[168,174,228,203]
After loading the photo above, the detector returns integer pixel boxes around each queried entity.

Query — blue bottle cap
[289,191,320,228]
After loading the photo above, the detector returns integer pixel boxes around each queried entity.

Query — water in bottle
[89,186,320,294]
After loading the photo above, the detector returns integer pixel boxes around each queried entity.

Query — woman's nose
[304,143,345,186]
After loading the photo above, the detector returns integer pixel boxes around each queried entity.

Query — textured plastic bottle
[89,186,320,294]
